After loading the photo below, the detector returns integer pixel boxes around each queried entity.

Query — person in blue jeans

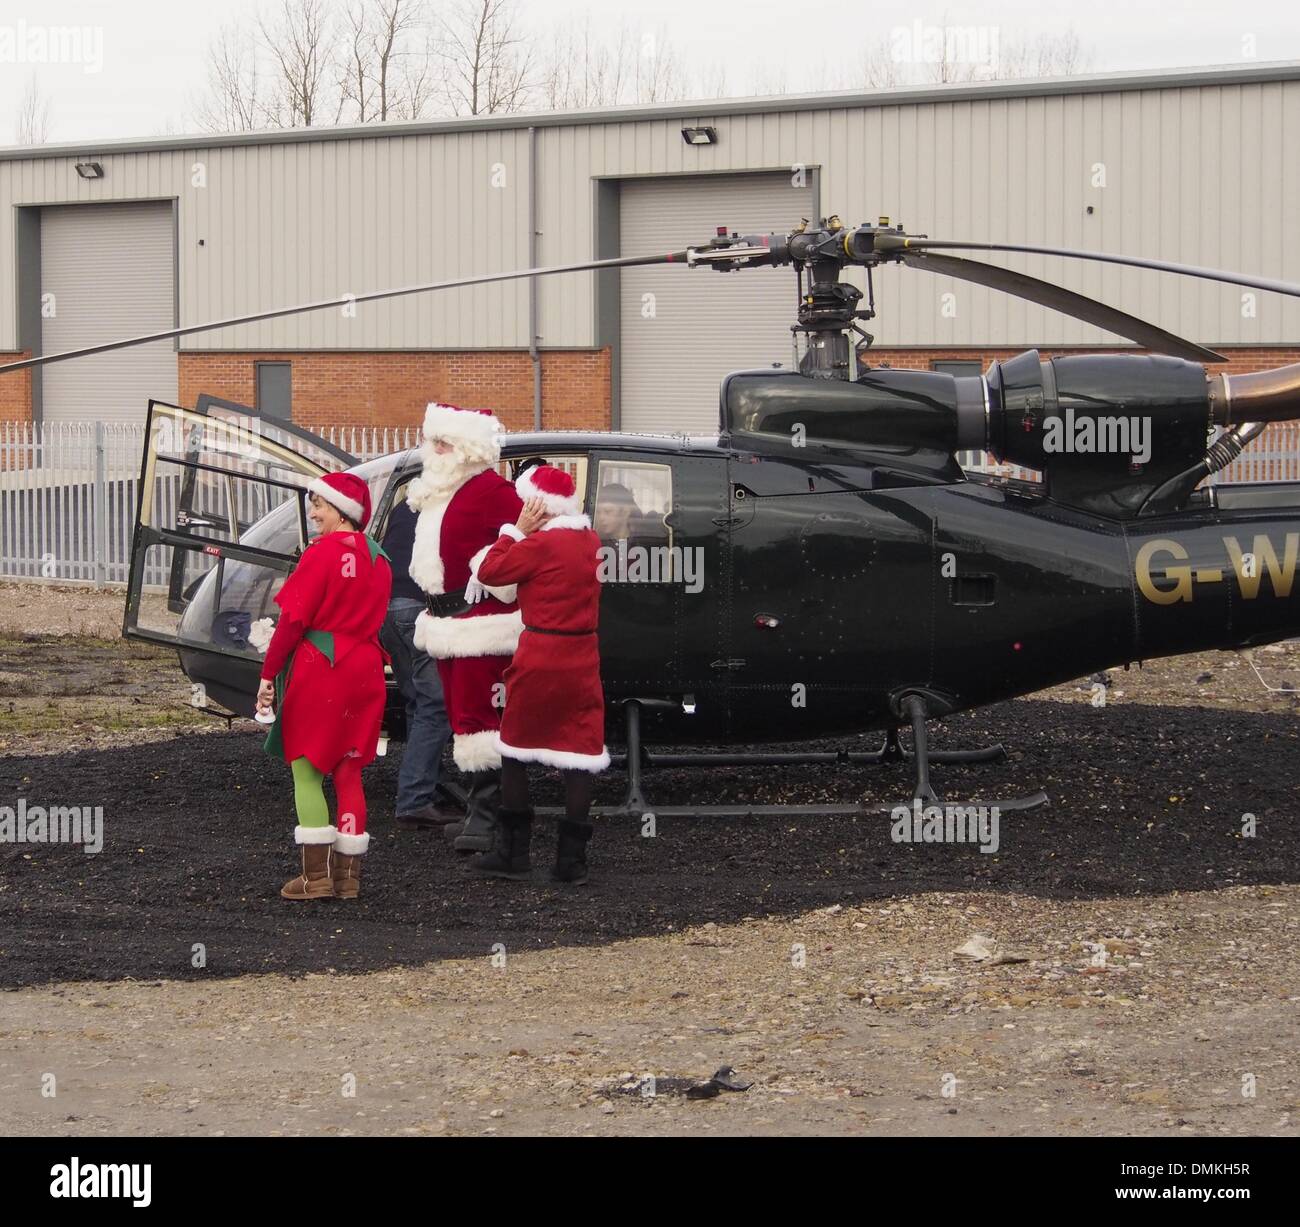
[380,491,456,827]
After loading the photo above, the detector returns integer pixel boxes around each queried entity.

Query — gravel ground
[0,584,1296,1136]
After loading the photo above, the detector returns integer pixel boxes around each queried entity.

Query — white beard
[406,448,483,512]
[406,446,489,595]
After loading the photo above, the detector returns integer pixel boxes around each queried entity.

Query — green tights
[291,757,330,827]
[290,754,368,834]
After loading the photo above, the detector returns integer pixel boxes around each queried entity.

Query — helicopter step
[532,695,1048,820]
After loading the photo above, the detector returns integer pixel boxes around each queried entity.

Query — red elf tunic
[260,530,393,772]
[476,512,609,772]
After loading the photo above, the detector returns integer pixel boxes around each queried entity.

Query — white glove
[464,577,487,604]
[248,617,276,654]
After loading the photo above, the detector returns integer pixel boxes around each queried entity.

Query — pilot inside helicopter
[592,481,667,546]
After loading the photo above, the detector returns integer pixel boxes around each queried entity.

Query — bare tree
[539,16,634,110]
[15,75,52,144]
[338,0,432,122]
[440,0,534,116]
[632,25,688,103]
[996,29,1094,79]
[259,0,336,126]
[194,22,269,132]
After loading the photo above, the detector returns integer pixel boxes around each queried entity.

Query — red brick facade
[4,344,1300,428]
[0,353,31,422]
[178,349,611,433]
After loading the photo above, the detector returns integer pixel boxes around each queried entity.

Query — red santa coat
[409,467,525,772]
[476,513,609,772]
[260,530,393,772]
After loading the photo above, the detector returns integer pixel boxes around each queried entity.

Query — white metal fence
[2,419,1299,589]
[0,421,420,588]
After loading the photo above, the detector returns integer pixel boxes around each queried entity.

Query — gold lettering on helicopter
[1135,539,1193,605]
[1136,533,1300,603]
[1225,534,1298,599]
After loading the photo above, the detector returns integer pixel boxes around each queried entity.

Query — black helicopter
[5,216,1300,817]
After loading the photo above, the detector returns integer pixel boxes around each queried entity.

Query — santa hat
[422,402,504,467]
[307,471,371,530]
[516,463,581,517]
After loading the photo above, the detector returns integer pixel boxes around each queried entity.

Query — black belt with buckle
[424,588,472,617]
[524,625,598,636]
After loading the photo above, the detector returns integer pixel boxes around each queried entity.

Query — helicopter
[4,215,1300,819]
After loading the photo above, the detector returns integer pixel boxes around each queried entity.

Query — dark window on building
[931,360,984,378]
[255,362,292,421]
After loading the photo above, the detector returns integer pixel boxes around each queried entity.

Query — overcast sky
[2,0,1298,146]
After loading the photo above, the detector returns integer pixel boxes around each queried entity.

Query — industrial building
[1,61,1298,436]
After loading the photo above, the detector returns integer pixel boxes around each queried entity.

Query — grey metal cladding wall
[1,76,1297,352]
[187,130,532,351]
[40,200,177,424]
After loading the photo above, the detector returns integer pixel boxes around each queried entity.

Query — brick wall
[0,353,32,422]
[178,349,612,432]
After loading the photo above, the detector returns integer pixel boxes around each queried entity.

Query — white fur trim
[498,523,525,542]
[408,491,449,595]
[496,737,611,773]
[540,513,592,533]
[307,478,364,526]
[454,730,503,771]
[334,831,370,855]
[517,468,582,517]
[419,610,523,659]
[469,542,517,604]
[422,404,503,465]
[295,824,338,845]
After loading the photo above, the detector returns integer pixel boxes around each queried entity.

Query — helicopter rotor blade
[881,235,1300,301]
[0,250,690,375]
[898,250,1226,363]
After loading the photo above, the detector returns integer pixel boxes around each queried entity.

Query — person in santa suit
[406,403,524,853]
[471,464,609,884]
[255,471,393,901]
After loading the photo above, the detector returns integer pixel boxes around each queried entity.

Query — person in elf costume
[472,464,609,883]
[407,403,524,853]
[256,471,393,900]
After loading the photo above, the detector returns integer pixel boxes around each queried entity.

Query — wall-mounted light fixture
[681,126,717,146]
[74,161,104,179]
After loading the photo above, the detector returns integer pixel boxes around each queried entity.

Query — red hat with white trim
[422,402,504,465]
[307,471,371,530]
[516,464,581,517]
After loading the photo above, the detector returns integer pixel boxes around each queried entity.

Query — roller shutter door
[40,201,177,424]
[619,172,813,434]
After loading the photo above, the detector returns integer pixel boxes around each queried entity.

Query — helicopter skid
[531,791,1050,820]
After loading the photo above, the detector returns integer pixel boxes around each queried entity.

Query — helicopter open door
[122,400,353,715]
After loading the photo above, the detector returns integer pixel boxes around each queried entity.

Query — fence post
[93,419,107,589]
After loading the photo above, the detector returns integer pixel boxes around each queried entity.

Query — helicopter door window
[501,455,589,509]
[594,461,672,550]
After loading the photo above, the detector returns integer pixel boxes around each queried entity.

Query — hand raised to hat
[515,497,549,535]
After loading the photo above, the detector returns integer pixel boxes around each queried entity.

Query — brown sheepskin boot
[331,831,370,899]
[281,825,337,900]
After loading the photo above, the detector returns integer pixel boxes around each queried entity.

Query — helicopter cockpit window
[593,461,671,549]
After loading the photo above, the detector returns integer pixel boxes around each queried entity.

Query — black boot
[451,769,501,854]
[470,806,533,879]
[552,819,593,884]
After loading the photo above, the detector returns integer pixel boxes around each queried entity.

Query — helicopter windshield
[175,453,405,656]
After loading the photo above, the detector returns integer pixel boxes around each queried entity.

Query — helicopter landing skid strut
[531,697,1048,820]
